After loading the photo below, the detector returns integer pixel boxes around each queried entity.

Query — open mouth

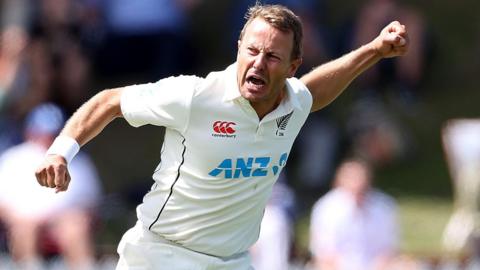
[246,74,266,86]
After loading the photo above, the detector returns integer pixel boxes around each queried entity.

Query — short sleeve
[121,75,200,132]
[286,77,313,112]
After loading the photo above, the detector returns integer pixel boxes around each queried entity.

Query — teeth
[251,78,263,85]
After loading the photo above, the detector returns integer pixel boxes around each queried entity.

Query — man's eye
[247,47,258,55]
[268,54,281,61]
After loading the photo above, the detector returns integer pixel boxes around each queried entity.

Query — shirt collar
[223,63,242,102]
[222,62,302,110]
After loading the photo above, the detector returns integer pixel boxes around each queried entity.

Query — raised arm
[35,88,123,192]
[301,21,409,112]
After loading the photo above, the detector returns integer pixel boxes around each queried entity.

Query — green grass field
[398,196,453,256]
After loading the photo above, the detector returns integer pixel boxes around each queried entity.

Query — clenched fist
[35,155,71,193]
[371,21,409,58]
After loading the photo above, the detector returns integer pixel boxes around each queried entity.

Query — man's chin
[241,86,268,101]
[241,92,266,103]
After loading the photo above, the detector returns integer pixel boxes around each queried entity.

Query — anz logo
[208,153,288,179]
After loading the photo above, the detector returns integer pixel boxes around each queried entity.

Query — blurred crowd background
[0,0,479,269]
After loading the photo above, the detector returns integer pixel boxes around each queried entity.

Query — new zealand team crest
[275,111,293,136]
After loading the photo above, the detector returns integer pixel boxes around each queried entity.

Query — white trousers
[116,222,253,270]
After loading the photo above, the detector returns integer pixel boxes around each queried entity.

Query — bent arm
[36,88,123,192]
[302,21,408,112]
[62,88,123,146]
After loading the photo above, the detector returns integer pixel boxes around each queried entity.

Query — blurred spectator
[309,159,399,270]
[93,0,200,82]
[342,0,430,167]
[0,0,31,153]
[0,103,102,269]
[348,0,428,108]
[1,0,94,152]
[345,97,412,168]
[250,177,296,270]
[29,0,94,115]
[1,0,30,29]
[0,0,29,107]
[441,119,480,257]
[0,24,29,153]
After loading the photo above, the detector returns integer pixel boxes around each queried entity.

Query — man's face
[336,162,371,204]
[237,18,301,110]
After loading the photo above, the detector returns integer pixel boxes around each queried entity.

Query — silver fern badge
[275,111,293,136]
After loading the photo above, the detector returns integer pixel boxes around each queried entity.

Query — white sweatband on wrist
[46,135,80,164]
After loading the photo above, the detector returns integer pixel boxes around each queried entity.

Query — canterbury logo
[275,111,293,136]
[213,121,236,134]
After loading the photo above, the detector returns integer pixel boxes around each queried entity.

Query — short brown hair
[239,4,303,60]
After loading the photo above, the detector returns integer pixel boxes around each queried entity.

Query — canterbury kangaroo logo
[275,111,293,136]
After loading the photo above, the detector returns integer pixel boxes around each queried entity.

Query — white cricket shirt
[121,63,312,257]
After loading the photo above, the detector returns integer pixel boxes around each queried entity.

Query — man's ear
[287,58,302,78]
[237,40,242,56]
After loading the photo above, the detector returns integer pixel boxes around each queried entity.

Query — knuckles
[35,160,68,188]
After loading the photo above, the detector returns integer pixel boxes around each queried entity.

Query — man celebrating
[35,4,408,269]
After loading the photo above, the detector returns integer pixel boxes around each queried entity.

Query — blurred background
[0,0,479,269]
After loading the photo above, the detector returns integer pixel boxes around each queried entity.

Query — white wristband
[46,136,80,164]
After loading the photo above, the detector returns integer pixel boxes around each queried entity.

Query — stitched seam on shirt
[148,136,186,230]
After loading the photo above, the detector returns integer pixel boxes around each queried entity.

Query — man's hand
[35,155,71,193]
[371,21,409,58]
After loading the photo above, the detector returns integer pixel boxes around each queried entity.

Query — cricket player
[35,4,409,269]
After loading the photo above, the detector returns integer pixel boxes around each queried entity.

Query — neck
[251,88,285,120]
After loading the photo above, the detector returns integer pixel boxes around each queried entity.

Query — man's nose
[253,53,267,70]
